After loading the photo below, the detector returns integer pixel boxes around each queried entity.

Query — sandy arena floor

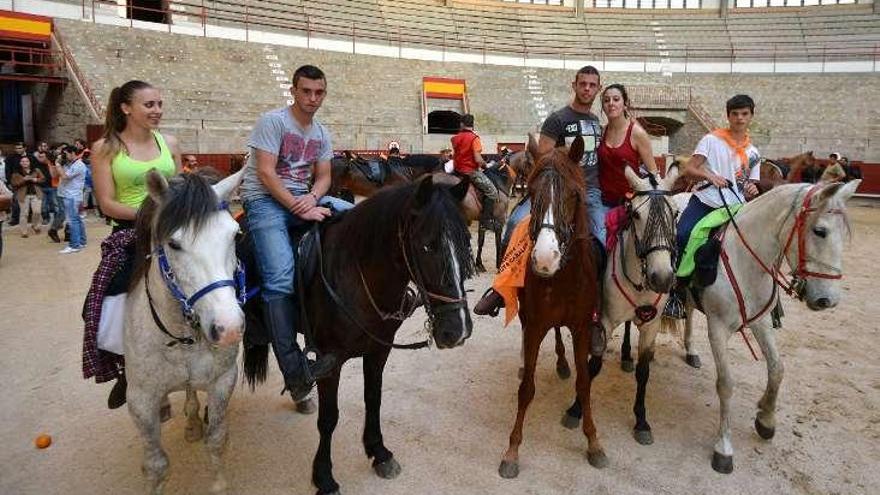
[1,203,878,495]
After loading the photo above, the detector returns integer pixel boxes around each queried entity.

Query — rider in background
[451,113,499,204]
[241,64,353,401]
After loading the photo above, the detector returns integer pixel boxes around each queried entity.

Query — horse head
[623,166,680,293]
[144,168,246,347]
[405,175,474,348]
[529,136,586,277]
[783,179,860,311]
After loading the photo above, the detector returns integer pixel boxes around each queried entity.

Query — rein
[717,183,844,360]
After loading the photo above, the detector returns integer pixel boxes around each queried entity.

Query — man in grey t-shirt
[242,65,353,400]
[474,65,608,355]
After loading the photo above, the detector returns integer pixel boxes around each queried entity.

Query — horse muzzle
[432,305,473,349]
[207,313,244,347]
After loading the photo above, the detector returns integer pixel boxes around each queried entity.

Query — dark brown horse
[328,152,441,201]
[499,136,606,479]
[242,176,475,495]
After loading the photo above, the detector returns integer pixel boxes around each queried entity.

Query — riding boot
[107,372,127,409]
[590,238,608,356]
[263,297,336,401]
[473,288,504,316]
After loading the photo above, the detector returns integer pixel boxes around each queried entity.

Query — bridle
[145,202,247,347]
[531,168,578,263]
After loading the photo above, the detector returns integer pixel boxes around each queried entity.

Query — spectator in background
[34,150,56,225]
[47,151,66,243]
[182,154,198,173]
[440,147,454,174]
[56,145,87,254]
[6,142,33,226]
[11,155,45,238]
[0,179,12,260]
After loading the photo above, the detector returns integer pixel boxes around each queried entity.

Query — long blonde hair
[98,80,153,160]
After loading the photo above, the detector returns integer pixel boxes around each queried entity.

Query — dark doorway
[428,110,460,134]
[127,0,169,24]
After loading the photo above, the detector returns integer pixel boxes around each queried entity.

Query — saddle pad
[676,204,743,278]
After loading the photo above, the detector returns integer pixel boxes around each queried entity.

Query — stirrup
[663,291,687,320]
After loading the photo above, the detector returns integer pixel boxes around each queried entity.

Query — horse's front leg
[362,349,401,479]
[184,385,204,443]
[204,364,238,494]
[313,372,342,495]
[553,327,571,379]
[683,305,701,368]
[475,226,486,273]
[499,325,549,478]
[632,320,661,446]
[127,385,170,494]
[573,324,608,468]
[751,320,783,440]
[493,226,503,272]
[708,319,736,474]
[621,321,635,372]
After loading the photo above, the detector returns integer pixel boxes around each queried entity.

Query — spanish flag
[0,11,52,41]
[423,77,466,100]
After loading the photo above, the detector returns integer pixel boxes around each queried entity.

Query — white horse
[676,180,860,473]
[125,169,245,494]
[562,166,681,446]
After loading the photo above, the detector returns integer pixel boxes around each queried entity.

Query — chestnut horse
[499,136,605,479]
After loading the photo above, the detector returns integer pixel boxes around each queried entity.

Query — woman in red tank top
[597,84,659,207]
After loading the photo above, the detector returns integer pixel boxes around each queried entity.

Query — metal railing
[52,30,103,120]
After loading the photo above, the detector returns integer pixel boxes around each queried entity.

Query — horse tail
[242,343,270,390]
[660,315,683,336]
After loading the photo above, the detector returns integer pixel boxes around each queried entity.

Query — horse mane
[130,172,220,288]
[527,147,585,242]
[331,179,475,279]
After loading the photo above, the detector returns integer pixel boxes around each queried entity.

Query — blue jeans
[500,187,607,255]
[675,195,716,260]
[63,196,86,248]
[245,194,354,300]
[41,187,56,222]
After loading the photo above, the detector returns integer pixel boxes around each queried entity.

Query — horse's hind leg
[573,325,607,468]
[500,325,549,479]
[475,226,486,273]
[751,321,783,440]
[684,306,701,368]
[632,321,661,446]
[621,321,635,372]
[184,385,204,443]
[554,327,571,379]
[494,226,503,271]
[362,349,400,479]
[708,320,735,474]
[204,367,237,494]
[127,386,169,494]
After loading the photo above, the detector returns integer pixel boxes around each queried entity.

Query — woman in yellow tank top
[86,80,181,410]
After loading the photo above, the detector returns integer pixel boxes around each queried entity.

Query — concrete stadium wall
[48,19,879,163]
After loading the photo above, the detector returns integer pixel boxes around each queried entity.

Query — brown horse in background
[669,151,816,194]
[499,136,605,479]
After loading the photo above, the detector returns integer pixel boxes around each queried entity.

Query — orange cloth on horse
[451,129,482,175]
[711,128,751,174]
[491,216,533,326]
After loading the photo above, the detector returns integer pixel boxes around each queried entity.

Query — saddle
[351,156,386,185]
[676,204,743,286]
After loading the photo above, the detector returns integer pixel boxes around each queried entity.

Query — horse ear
[832,178,861,203]
[527,133,539,158]
[212,167,245,201]
[415,174,435,207]
[662,164,680,189]
[624,165,645,190]
[146,168,169,203]
[568,136,584,165]
[448,175,470,202]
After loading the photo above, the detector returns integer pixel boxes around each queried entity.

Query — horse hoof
[561,413,580,430]
[685,354,702,369]
[373,457,401,479]
[755,417,776,440]
[587,450,609,469]
[711,452,734,474]
[620,360,635,373]
[295,397,317,415]
[556,363,571,380]
[498,460,519,479]
[633,429,654,445]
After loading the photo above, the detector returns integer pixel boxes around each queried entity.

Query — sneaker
[473,288,504,316]
[59,246,83,254]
